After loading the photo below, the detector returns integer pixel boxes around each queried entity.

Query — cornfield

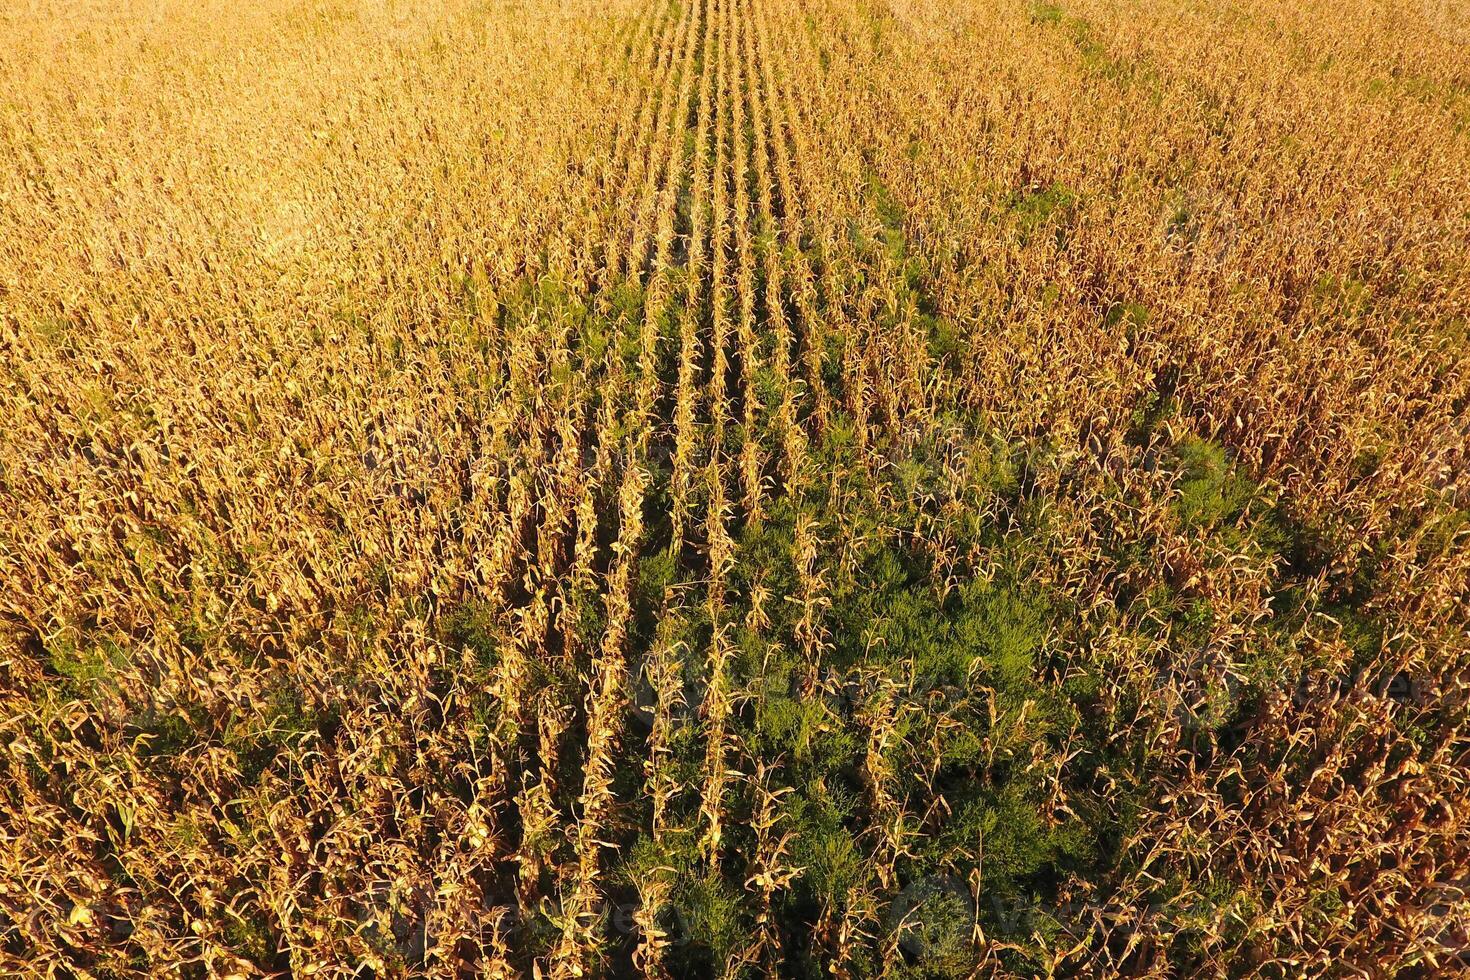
[2,0,1468,975]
